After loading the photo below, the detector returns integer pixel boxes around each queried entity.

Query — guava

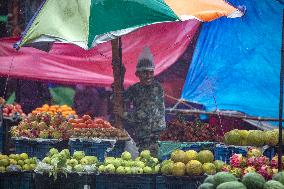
[125,167,132,174]
[140,150,151,159]
[74,164,84,172]
[73,151,85,161]
[116,166,125,174]
[121,151,132,161]
[135,161,145,168]
[98,165,105,173]
[42,157,51,164]
[48,148,59,157]
[20,153,29,160]
[143,166,153,174]
[105,164,116,173]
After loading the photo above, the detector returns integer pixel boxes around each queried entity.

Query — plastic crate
[263,146,276,159]
[106,140,126,157]
[156,175,206,189]
[96,174,156,189]
[214,144,247,163]
[158,141,215,161]
[34,173,95,189]
[14,139,68,160]
[214,144,231,163]
[0,172,34,189]
[69,139,110,161]
[214,144,276,163]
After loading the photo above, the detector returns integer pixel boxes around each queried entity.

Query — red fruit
[15,104,22,109]
[3,107,8,113]
[87,124,94,128]
[78,123,86,128]
[257,165,273,180]
[82,115,91,121]
[68,118,76,123]
[85,119,93,125]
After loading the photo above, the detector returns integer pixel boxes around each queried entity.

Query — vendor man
[114,47,166,156]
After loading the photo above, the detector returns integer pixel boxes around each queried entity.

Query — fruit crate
[158,141,215,161]
[0,172,34,189]
[156,175,206,189]
[262,146,276,159]
[14,139,68,160]
[69,139,110,161]
[106,140,126,157]
[214,144,276,163]
[214,144,231,163]
[96,174,156,189]
[34,173,95,189]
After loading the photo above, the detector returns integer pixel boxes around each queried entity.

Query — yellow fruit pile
[0,153,37,172]
[32,104,77,117]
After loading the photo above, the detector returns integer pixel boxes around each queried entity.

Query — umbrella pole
[111,38,124,129]
[278,9,284,171]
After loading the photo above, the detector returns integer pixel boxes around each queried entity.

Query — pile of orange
[32,104,77,117]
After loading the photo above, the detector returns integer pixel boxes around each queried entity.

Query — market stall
[5,0,284,189]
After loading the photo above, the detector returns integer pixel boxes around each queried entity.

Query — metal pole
[278,9,284,171]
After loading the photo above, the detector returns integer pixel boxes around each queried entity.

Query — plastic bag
[124,133,139,159]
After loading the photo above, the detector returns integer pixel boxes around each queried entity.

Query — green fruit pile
[0,153,37,172]
[99,150,160,174]
[161,149,221,176]
[224,129,280,147]
[38,148,98,174]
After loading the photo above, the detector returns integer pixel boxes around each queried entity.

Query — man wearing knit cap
[114,46,166,156]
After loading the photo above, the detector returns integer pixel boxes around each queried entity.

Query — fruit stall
[1,98,284,189]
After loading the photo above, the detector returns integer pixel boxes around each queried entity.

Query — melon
[202,163,216,175]
[273,172,284,185]
[247,130,264,146]
[204,175,215,184]
[263,180,284,189]
[197,150,214,164]
[171,150,187,163]
[242,172,265,189]
[186,160,203,176]
[216,181,247,189]
[198,183,214,189]
[172,162,186,176]
[213,172,237,188]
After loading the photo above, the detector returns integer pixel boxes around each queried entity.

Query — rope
[164,94,194,109]
[2,55,15,98]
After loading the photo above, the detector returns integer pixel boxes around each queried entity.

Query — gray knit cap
[136,46,155,72]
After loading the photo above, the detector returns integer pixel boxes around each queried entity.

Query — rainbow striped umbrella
[15,0,242,128]
[16,0,242,50]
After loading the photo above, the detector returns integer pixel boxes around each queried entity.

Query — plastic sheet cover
[181,0,284,119]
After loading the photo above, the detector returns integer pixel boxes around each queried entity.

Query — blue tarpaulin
[181,0,284,119]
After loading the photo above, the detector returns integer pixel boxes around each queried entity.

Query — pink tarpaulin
[0,20,200,86]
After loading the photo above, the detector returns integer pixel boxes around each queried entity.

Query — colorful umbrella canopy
[16,0,242,50]
[14,0,243,128]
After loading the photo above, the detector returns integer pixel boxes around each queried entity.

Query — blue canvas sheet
[181,0,284,119]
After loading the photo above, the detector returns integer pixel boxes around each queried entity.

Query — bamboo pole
[111,38,124,129]
[278,9,284,171]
